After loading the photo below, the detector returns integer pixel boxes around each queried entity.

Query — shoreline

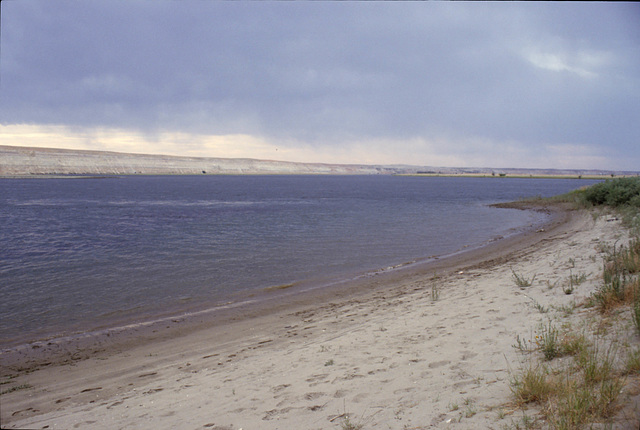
[3,145,635,177]
[0,203,560,372]
[0,212,542,352]
[3,203,637,429]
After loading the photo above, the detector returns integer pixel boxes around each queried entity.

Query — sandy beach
[2,206,639,429]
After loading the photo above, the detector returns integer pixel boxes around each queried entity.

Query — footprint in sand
[352,392,370,403]
[12,407,36,417]
[428,360,450,369]
[393,387,416,395]
[308,404,326,411]
[334,389,349,398]
[453,380,474,389]
[306,373,329,387]
[107,400,124,409]
[80,387,102,393]
[271,384,291,393]
[304,392,325,400]
[460,351,478,361]
[262,407,294,421]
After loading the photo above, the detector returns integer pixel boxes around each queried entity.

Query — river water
[0,175,597,346]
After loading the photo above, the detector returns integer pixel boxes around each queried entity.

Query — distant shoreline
[1,144,636,177]
[1,173,624,180]
[401,173,618,180]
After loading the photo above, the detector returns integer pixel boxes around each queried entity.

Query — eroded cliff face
[0,146,395,176]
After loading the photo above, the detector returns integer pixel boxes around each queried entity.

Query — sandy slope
[1,209,638,429]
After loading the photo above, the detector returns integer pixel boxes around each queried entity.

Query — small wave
[10,199,91,207]
[105,199,309,208]
[263,282,296,292]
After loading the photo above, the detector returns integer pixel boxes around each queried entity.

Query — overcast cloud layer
[1,1,639,170]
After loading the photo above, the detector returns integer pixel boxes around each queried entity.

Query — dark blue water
[0,175,597,346]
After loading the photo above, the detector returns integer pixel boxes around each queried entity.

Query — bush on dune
[582,177,640,208]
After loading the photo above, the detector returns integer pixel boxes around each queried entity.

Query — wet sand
[1,204,637,429]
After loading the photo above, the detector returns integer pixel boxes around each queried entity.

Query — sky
[1,1,639,170]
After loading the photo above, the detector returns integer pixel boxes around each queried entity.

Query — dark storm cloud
[2,1,639,166]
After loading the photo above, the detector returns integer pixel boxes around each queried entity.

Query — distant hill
[0,145,636,178]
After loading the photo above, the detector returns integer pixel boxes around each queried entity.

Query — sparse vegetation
[455,397,477,418]
[512,270,536,289]
[335,402,365,430]
[339,415,364,430]
[633,299,640,335]
[513,334,534,353]
[431,283,440,302]
[507,180,640,429]
[552,302,577,317]
[536,321,562,361]
[590,239,640,314]
[510,362,553,404]
[624,347,640,374]
[563,271,587,295]
[510,332,626,428]
[530,298,549,313]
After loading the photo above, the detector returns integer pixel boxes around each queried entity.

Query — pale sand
[2,208,639,429]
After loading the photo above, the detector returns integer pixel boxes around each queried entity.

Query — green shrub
[583,177,640,208]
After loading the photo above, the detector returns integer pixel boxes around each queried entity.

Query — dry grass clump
[510,363,555,405]
[625,347,640,374]
[633,298,640,335]
[515,321,590,362]
[590,238,640,315]
[510,335,627,429]
[512,270,537,289]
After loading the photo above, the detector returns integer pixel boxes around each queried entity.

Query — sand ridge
[2,208,638,429]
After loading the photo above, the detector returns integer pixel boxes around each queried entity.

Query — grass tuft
[633,297,640,335]
[340,415,364,430]
[512,270,536,289]
[536,321,562,361]
[510,362,554,405]
[431,283,440,302]
[624,347,640,374]
[575,341,617,386]
[591,239,640,315]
